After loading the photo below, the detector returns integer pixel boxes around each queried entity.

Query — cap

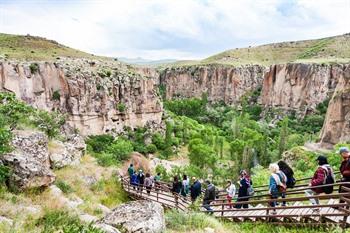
[338,147,350,154]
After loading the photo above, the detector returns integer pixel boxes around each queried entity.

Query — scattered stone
[1,130,55,190]
[79,213,98,223]
[97,204,111,215]
[82,175,98,186]
[204,227,215,233]
[98,200,165,233]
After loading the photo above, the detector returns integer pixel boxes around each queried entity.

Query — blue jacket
[131,174,139,186]
[269,175,278,195]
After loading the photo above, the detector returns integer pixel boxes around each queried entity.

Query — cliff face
[261,63,343,115]
[159,65,265,104]
[319,65,350,145]
[0,59,163,135]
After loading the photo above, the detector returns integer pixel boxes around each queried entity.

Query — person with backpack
[144,173,153,194]
[226,180,236,209]
[127,164,134,183]
[339,147,350,201]
[130,171,139,189]
[278,160,296,189]
[235,170,252,209]
[203,180,216,213]
[190,177,202,202]
[137,170,145,192]
[181,174,190,197]
[305,155,335,210]
[268,163,287,214]
[172,176,182,205]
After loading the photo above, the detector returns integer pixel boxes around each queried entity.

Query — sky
[0,0,349,60]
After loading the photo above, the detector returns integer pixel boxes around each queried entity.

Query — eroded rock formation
[0,59,163,135]
[320,65,350,145]
[261,63,345,115]
[159,65,265,104]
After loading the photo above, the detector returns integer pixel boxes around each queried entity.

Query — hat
[192,177,196,181]
[338,147,350,154]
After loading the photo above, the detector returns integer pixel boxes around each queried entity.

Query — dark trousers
[235,197,249,209]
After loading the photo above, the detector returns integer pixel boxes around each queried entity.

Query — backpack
[246,179,254,196]
[322,166,335,194]
[277,172,287,193]
[286,176,296,189]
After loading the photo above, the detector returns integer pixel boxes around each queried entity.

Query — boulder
[49,134,86,168]
[0,216,13,226]
[98,200,165,233]
[1,130,55,190]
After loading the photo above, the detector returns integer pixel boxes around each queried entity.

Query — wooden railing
[120,176,191,211]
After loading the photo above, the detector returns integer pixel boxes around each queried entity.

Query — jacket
[137,173,145,185]
[144,177,153,187]
[238,177,250,197]
[340,160,350,179]
[203,183,216,204]
[131,174,139,186]
[190,181,202,199]
[311,165,331,194]
[172,181,182,194]
[226,184,236,198]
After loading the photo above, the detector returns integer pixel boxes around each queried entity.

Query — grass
[161,33,350,68]
[0,33,103,61]
[165,209,344,233]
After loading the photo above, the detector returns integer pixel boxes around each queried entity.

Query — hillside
[164,33,350,67]
[0,33,101,61]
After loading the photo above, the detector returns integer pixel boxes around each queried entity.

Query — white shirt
[226,184,236,197]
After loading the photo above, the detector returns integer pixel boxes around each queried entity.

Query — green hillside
[166,33,350,67]
[0,33,101,61]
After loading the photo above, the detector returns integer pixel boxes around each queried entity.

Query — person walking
[154,172,161,191]
[278,160,296,189]
[128,164,134,183]
[203,180,216,214]
[181,175,190,197]
[172,176,182,205]
[137,170,145,192]
[268,163,287,214]
[226,180,236,209]
[305,155,335,212]
[339,147,350,202]
[130,171,139,189]
[190,177,202,202]
[144,173,153,194]
[235,170,252,209]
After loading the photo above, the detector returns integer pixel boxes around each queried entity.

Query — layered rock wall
[261,63,344,115]
[159,65,265,104]
[0,60,163,135]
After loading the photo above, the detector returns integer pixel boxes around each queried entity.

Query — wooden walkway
[121,176,350,228]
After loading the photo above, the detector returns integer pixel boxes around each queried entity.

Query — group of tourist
[126,146,350,214]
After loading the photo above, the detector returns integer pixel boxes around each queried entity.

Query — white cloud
[0,0,349,60]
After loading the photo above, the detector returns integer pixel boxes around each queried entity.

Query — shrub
[95,153,117,167]
[86,135,114,153]
[146,143,157,154]
[37,209,104,233]
[107,139,133,161]
[152,133,166,150]
[32,110,65,138]
[52,90,61,101]
[0,126,12,155]
[29,63,39,74]
[117,103,126,112]
[0,165,10,184]
[55,180,73,194]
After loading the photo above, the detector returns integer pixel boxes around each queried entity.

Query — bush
[146,143,157,154]
[0,126,12,155]
[86,135,114,153]
[94,153,115,167]
[52,90,61,101]
[117,103,126,112]
[152,133,166,150]
[55,180,73,194]
[29,63,39,74]
[37,209,104,233]
[32,110,65,138]
[107,139,133,161]
[0,165,10,184]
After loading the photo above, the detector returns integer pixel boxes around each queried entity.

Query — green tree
[278,117,289,157]
[107,139,133,161]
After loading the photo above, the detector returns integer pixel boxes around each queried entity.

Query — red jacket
[340,160,350,179]
[311,167,326,194]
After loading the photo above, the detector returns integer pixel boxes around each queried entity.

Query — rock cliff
[0,59,163,135]
[261,63,344,116]
[319,65,350,145]
[159,65,265,104]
